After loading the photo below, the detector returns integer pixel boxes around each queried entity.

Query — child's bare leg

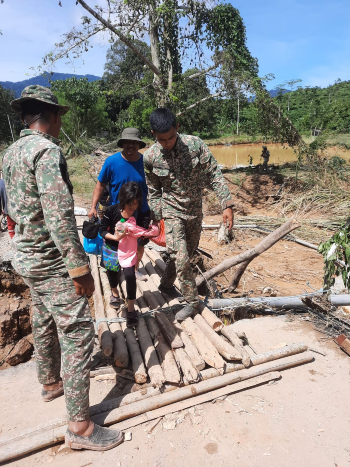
[136,245,144,270]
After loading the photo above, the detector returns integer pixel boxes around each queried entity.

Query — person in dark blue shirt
[88,128,150,288]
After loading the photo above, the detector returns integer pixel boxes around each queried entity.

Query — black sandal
[127,310,139,328]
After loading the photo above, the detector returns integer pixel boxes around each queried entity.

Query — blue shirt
[98,152,149,212]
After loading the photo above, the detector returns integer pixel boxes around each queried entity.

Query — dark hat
[11,85,70,115]
[117,128,146,149]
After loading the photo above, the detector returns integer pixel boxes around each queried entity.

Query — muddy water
[210,143,296,168]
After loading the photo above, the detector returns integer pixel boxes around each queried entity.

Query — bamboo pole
[181,318,225,370]
[99,267,129,368]
[0,344,309,462]
[89,255,113,357]
[92,352,314,426]
[220,325,251,367]
[193,314,242,361]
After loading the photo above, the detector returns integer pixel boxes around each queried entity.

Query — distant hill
[0,72,101,97]
[248,88,290,102]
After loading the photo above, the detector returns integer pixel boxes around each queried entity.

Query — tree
[41,1,258,108]
[282,78,302,112]
[50,77,110,140]
[0,86,19,144]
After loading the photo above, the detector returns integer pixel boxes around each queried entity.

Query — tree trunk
[237,94,240,135]
[220,325,251,367]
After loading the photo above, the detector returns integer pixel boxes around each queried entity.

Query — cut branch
[196,220,300,287]
[176,92,222,117]
[77,0,162,77]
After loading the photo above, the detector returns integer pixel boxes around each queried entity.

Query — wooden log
[89,255,113,357]
[138,260,183,349]
[196,219,300,287]
[136,317,165,388]
[221,325,251,367]
[0,345,309,462]
[92,352,314,426]
[193,314,242,361]
[123,327,147,384]
[181,318,225,370]
[168,312,205,371]
[146,316,181,384]
[197,302,223,332]
[99,267,129,368]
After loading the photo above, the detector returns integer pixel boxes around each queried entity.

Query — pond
[210,143,297,168]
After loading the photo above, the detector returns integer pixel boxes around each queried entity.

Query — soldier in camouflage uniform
[2,85,123,451]
[144,108,234,320]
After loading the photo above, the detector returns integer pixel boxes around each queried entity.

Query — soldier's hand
[223,207,234,230]
[73,272,95,296]
[88,207,97,219]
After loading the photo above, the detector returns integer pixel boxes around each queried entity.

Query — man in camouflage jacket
[144,108,234,320]
[2,85,123,451]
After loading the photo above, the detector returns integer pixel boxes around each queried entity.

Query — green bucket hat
[11,85,70,115]
[117,128,146,149]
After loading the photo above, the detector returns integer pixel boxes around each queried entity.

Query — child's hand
[112,230,127,241]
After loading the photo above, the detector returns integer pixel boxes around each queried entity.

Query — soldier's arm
[35,147,90,279]
[199,141,233,210]
[143,156,163,221]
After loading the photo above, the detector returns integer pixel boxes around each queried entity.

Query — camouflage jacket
[143,134,232,220]
[2,129,90,279]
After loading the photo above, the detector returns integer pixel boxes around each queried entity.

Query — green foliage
[319,220,350,290]
[51,77,110,140]
[0,85,20,144]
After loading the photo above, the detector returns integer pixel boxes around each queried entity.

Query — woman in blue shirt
[88,128,150,306]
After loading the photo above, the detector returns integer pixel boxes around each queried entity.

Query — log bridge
[0,247,314,463]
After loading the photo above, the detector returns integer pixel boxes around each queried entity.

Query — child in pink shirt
[100,182,158,327]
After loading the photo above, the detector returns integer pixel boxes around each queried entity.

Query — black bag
[82,215,100,239]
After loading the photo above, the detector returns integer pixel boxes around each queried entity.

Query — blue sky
[1,0,349,89]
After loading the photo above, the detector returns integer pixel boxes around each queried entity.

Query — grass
[66,155,97,198]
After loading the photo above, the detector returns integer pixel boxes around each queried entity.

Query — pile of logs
[0,247,314,463]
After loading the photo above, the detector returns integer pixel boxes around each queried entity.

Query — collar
[20,129,61,145]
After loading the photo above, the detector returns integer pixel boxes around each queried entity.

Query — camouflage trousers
[161,217,202,306]
[23,273,95,422]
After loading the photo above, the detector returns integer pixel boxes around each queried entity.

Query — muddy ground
[1,171,349,466]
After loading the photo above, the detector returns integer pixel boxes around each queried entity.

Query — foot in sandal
[42,380,64,402]
[65,424,124,451]
[135,270,148,281]
[109,294,124,310]
[127,310,139,327]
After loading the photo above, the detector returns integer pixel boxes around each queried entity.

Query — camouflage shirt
[143,134,232,220]
[2,129,90,279]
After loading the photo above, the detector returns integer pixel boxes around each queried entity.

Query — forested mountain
[0,73,101,98]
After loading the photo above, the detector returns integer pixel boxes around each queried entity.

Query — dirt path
[2,316,350,467]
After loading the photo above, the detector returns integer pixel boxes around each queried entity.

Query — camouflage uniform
[2,86,94,422]
[143,134,233,305]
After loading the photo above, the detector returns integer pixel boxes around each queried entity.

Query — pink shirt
[117,217,159,268]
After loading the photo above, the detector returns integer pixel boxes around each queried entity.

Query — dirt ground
[1,316,350,467]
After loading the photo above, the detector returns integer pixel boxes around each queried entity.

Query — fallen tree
[196,219,300,288]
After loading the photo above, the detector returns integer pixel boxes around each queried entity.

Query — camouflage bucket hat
[11,85,70,115]
[117,128,146,149]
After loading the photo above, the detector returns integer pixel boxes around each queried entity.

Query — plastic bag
[150,219,166,247]
[83,233,103,255]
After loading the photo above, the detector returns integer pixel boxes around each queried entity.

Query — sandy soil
[1,316,350,467]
